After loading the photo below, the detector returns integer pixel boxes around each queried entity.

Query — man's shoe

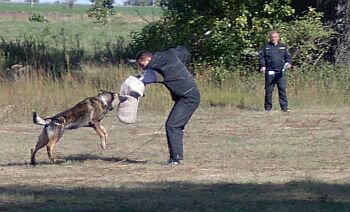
[282,109,290,112]
[165,159,181,165]
[265,108,272,112]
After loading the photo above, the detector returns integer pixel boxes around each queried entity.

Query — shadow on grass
[0,154,147,167]
[0,181,350,211]
[61,154,148,164]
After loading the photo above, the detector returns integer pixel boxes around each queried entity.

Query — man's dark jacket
[259,42,292,71]
[146,46,197,101]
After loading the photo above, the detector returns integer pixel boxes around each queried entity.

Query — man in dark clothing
[135,46,201,165]
[259,31,292,112]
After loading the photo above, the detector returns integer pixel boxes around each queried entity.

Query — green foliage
[92,37,133,65]
[132,0,295,67]
[29,13,48,22]
[130,21,174,52]
[208,65,231,84]
[87,0,115,25]
[275,7,336,68]
[131,0,335,82]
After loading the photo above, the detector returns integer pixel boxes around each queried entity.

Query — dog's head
[97,90,119,111]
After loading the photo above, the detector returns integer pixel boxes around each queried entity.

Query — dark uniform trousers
[165,86,200,160]
[264,71,288,111]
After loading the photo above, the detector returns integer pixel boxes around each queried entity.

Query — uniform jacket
[259,42,292,71]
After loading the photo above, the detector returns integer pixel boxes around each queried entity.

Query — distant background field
[0,2,163,16]
[0,2,162,52]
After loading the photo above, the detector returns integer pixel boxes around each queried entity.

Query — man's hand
[260,67,266,73]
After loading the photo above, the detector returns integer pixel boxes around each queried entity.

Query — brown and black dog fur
[31,91,119,165]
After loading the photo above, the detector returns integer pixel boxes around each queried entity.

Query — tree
[131,0,334,73]
[320,0,350,64]
[87,0,115,25]
[291,0,350,64]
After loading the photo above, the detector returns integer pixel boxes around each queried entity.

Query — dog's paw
[101,141,106,150]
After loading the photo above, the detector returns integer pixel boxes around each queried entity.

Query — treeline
[132,0,337,80]
[0,0,342,81]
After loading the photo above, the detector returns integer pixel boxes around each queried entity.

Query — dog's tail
[32,111,50,125]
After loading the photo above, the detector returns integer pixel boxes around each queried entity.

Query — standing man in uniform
[259,31,292,112]
[135,46,201,165]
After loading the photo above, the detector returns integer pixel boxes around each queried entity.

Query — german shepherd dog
[31,91,119,165]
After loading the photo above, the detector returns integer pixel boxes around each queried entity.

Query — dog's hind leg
[93,122,107,149]
[31,129,49,165]
[46,140,58,163]
[46,126,64,164]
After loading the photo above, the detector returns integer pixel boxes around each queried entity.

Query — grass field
[0,2,163,16]
[1,107,350,211]
[0,2,161,52]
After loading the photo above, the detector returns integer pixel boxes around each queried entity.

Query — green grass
[0,2,163,16]
[0,19,142,50]
[0,2,90,14]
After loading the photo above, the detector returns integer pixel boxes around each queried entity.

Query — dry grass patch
[1,107,350,211]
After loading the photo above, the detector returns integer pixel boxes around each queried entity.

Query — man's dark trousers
[264,71,288,111]
[165,87,200,160]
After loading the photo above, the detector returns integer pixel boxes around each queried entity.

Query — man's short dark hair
[136,51,153,61]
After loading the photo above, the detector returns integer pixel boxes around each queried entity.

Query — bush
[0,30,133,78]
[87,0,115,25]
[29,13,48,23]
[0,30,84,78]
[275,8,336,68]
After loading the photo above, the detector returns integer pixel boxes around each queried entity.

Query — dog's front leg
[100,125,108,142]
[93,123,107,149]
